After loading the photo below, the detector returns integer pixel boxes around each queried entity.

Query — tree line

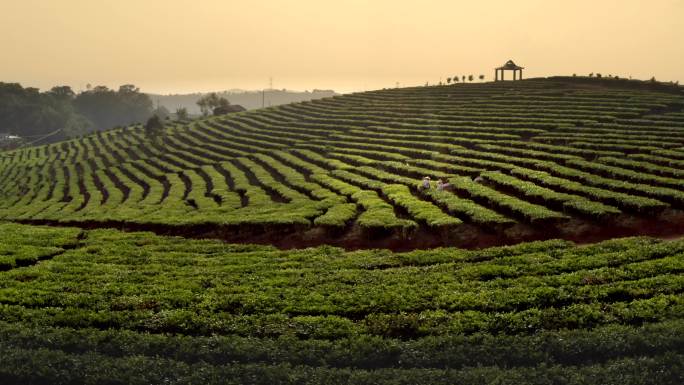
[0,82,168,147]
[446,75,485,84]
[422,75,486,87]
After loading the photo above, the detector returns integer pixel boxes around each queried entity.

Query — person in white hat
[421,176,431,190]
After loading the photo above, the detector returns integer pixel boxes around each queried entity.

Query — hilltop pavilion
[495,60,524,81]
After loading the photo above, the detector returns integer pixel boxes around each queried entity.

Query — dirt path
[12,209,684,251]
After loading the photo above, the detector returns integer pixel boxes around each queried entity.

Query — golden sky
[2,0,682,93]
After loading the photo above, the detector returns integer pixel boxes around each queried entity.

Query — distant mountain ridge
[148,89,338,114]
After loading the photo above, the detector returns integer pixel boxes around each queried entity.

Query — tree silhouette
[48,86,76,100]
[197,93,232,116]
[151,106,170,120]
[478,75,485,81]
[196,97,210,116]
[447,77,452,84]
[175,107,189,121]
[468,75,474,82]
[144,115,164,141]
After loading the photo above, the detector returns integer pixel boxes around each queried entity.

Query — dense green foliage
[0,82,154,146]
[73,84,153,131]
[2,79,683,383]
[0,223,681,384]
[1,79,683,241]
[0,83,90,145]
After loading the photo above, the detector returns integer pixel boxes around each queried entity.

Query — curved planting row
[0,79,683,245]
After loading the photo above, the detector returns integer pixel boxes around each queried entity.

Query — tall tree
[48,86,75,100]
[175,107,189,121]
[0,82,159,145]
[197,93,232,115]
[0,82,91,142]
[152,105,171,120]
[144,115,165,141]
[74,84,153,130]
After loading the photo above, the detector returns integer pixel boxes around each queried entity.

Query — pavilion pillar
[519,69,523,80]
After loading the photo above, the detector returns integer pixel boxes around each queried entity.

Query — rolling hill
[1,77,683,383]
[1,77,683,249]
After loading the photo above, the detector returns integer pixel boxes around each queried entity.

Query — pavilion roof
[496,60,524,70]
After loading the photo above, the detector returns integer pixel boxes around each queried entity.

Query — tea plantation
[0,222,682,384]
[0,78,683,383]
[1,78,684,248]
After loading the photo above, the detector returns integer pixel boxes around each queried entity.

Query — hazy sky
[2,0,682,94]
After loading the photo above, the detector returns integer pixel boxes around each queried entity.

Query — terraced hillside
[1,78,683,249]
[0,223,682,384]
